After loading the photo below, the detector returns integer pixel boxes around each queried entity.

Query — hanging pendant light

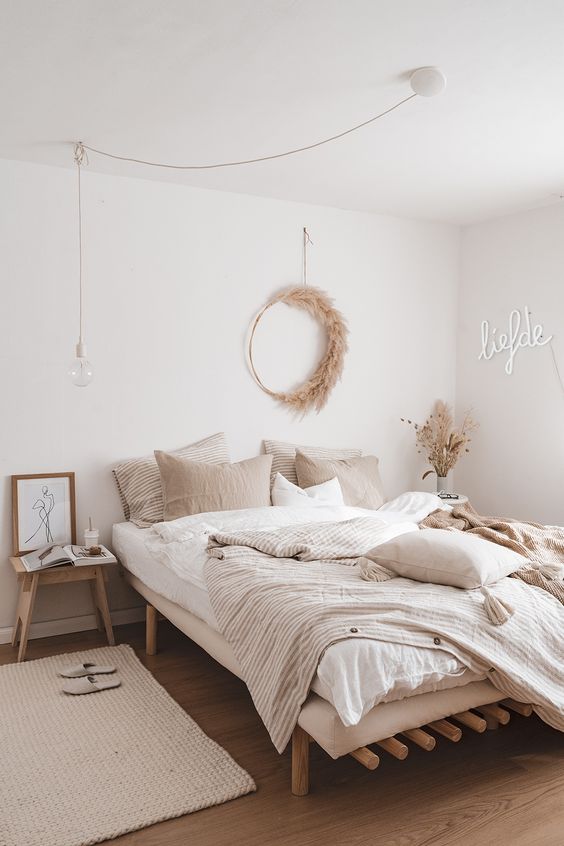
[68,142,93,387]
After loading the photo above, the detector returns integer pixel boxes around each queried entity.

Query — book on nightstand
[21,544,117,572]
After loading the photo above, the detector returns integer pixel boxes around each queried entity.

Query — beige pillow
[155,452,273,520]
[295,453,385,510]
[263,439,362,486]
[113,432,230,526]
[369,529,527,589]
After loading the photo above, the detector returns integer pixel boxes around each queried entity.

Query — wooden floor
[2,622,563,846]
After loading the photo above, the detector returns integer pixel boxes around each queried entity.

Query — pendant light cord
[302,227,313,287]
[73,143,88,345]
[78,93,417,171]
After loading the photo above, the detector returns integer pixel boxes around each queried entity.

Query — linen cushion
[113,432,230,526]
[271,473,345,508]
[369,529,527,589]
[295,453,386,510]
[155,452,273,520]
[263,439,362,486]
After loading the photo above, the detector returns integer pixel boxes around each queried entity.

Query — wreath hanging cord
[247,285,348,415]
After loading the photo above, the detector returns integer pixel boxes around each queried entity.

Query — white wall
[0,158,460,639]
[456,203,564,523]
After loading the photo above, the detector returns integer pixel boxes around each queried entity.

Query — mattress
[114,520,217,629]
[113,517,485,727]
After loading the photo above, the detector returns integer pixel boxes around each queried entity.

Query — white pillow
[377,491,449,524]
[369,529,526,589]
[271,473,345,508]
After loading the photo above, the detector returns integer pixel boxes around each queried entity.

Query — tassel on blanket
[531,561,564,580]
[480,586,515,626]
[358,558,394,582]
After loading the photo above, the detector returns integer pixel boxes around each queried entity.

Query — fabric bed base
[125,571,243,678]
[124,571,504,759]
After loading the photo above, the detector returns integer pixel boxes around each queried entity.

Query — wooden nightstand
[9,557,115,662]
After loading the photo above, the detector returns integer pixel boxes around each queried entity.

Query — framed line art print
[12,473,76,557]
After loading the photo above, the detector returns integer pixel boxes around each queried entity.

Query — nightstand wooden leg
[146,604,158,656]
[17,573,39,662]
[11,616,21,647]
[11,580,26,646]
[93,569,115,646]
[89,581,104,632]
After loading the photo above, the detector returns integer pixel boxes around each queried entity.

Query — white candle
[84,528,99,547]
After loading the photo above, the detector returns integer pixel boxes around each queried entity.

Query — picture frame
[12,472,76,557]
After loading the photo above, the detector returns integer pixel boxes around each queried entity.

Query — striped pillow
[113,433,230,526]
[263,439,362,487]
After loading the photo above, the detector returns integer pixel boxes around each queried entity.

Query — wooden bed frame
[125,570,535,796]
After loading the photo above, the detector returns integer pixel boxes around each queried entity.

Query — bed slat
[376,736,409,760]
[401,727,436,750]
[501,699,533,717]
[477,703,511,725]
[452,710,487,733]
[349,746,380,770]
[426,719,462,742]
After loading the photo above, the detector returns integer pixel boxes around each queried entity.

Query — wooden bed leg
[146,603,158,656]
[291,725,310,796]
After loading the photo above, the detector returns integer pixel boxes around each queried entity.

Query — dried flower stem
[401,400,478,479]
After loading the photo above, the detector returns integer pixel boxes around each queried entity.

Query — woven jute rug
[0,644,255,846]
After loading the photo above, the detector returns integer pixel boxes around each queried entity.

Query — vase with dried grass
[401,400,478,492]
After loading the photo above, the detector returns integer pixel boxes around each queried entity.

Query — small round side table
[438,494,468,507]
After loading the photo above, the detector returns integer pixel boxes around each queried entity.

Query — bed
[112,502,544,795]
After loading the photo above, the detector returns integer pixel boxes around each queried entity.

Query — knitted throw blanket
[205,517,564,753]
[419,503,564,607]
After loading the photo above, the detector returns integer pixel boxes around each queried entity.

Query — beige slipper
[62,675,121,695]
[59,662,116,678]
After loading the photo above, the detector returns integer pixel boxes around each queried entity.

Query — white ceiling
[2,0,564,224]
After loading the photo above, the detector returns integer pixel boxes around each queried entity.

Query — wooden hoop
[247,286,348,415]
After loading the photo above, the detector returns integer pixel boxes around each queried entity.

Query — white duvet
[144,492,484,725]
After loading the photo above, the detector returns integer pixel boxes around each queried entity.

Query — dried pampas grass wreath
[247,286,348,414]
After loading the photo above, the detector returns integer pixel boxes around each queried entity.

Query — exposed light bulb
[69,341,93,387]
[410,67,447,97]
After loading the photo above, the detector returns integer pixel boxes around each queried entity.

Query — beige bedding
[206,517,564,752]
[123,568,504,760]
[420,502,564,606]
[113,518,482,727]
